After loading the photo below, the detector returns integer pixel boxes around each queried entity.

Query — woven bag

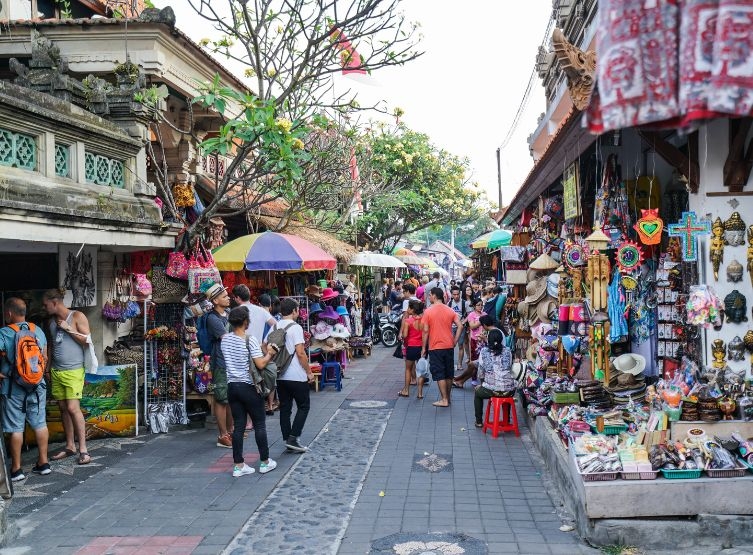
[151,266,189,303]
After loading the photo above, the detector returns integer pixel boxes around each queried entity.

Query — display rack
[143,301,186,432]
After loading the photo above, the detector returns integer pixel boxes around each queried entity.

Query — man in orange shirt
[421,287,462,407]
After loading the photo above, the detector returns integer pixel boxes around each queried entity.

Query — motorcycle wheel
[382,328,398,347]
[371,328,382,345]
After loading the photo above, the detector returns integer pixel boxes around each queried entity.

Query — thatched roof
[257,215,356,263]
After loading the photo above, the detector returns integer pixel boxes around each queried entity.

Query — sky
[159,0,553,208]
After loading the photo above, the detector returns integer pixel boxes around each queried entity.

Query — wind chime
[585,223,611,384]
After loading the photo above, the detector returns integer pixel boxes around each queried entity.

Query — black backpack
[265,321,295,375]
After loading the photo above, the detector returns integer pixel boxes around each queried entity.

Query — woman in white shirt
[221,306,278,478]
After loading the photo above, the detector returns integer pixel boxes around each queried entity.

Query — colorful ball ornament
[634,208,664,245]
[616,240,644,273]
[563,242,586,270]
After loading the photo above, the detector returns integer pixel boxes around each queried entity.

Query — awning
[499,108,596,226]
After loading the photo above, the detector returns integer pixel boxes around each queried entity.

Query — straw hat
[202,282,227,302]
[305,285,322,298]
[331,323,351,339]
[536,297,558,324]
[529,253,559,271]
[546,273,560,298]
[612,353,646,376]
[524,277,547,305]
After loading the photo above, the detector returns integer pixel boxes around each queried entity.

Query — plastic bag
[416,357,431,382]
[686,285,723,328]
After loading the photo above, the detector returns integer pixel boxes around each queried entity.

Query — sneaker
[10,468,25,482]
[259,459,277,474]
[32,463,51,475]
[216,434,232,448]
[232,463,255,478]
[285,437,308,453]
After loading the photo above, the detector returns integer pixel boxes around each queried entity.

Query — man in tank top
[42,288,92,465]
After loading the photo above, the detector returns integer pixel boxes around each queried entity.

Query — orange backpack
[8,323,46,389]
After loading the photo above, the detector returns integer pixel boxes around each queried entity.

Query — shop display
[748,226,753,286]
[667,212,711,262]
[723,212,747,246]
[710,218,725,281]
[634,208,664,245]
[724,290,748,324]
[727,259,744,283]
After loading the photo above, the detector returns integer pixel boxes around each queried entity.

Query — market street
[4,346,596,555]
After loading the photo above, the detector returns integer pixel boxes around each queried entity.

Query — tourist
[422,287,462,407]
[221,306,277,477]
[42,288,91,465]
[449,286,472,371]
[425,272,447,306]
[416,275,429,303]
[1,298,50,479]
[406,273,420,289]
[389,280,402,309]
[471,282,482,303]
[401,282,418,311]
[466,299,486,368]
[399,300,426,399]
[271,298,315,453]
[269,295,282,321]
[453,315,499,388]
[203,283,234,448]
[473,328,515,428]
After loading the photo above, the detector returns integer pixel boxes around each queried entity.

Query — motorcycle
[376,305,403,348]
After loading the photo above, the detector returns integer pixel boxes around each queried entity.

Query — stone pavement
[1,346,600,554]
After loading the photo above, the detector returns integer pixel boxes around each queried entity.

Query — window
[84,151,125,188]
[54,143,70,177]
[0,128,37,171]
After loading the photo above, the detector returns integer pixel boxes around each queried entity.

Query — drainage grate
[371,532,487,554]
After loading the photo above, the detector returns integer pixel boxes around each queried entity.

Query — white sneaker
[232,463,255,477]
[259,459,277,474]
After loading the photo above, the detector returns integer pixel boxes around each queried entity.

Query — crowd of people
[384,271,517,426]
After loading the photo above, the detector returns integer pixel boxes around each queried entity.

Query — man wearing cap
[422,287,462,407]
[204,283,234,448]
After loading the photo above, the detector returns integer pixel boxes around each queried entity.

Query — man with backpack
[0,298,50,480]
[42,288,92,465]
[264,298,314,453]
[425,272,447,306]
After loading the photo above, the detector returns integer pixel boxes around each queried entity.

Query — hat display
[336,306,349,316]
[309,302,324,315]
[529,253,559,271]
[318,305,340,321]
[546,273,560,299]
[203,282,227,301]
[537,297,558,324]
[305,285,322,298]
[331,323,351,339]
[524,277,547,305]
[312,321,333,340]
[320,287,339,301]
[612,353,646,376]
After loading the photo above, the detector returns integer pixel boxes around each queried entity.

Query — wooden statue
[710,217,725,281]
[748,225,753,286]
[552,28,596,110]
[712,339,727,370]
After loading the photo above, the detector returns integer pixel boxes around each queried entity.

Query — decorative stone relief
[551,27,596,110]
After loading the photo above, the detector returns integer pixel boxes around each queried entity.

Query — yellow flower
[393,159,403,166]
[244,68,257,78]
[267,68,277,78]
[198,38,210,47]
[291,138,305,150]
[275,118,292,133]
[276,25,284,34]
[402,153,413,164]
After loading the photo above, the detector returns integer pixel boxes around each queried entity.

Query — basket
[579,470,620,482]
[620,470,658,480]
[553,392,580,405]
[660,468,702,480]
[590,423,628,435]
[704,465,748,478]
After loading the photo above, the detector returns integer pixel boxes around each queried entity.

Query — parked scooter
[375,304,402,347]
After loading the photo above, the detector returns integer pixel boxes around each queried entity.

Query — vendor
[473,328,516,428]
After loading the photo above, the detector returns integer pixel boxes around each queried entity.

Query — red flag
[331,28,367,75]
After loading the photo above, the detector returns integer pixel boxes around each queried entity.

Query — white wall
[691,119,753,375]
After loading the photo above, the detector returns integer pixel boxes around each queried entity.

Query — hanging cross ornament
[667,211,711,262]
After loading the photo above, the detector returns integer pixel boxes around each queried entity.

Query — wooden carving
[724,118,753,192]
[552,28,596,111]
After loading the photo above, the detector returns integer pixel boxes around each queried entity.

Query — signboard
[563,162,581,221]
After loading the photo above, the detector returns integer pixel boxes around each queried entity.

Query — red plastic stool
[482,396,520,438]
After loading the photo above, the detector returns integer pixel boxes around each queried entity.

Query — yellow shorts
[51,368,85,400]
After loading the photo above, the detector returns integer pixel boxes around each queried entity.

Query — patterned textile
[708,1,753,116]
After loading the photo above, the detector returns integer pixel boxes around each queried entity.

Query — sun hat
[320,287,338,301]
[309,302,324,315]
[336,306,349,317]
[331,323,350,339]
[546,273,560,298]
[524,277,547,305]
[305,285,322,298]
[312,321,333,340]
[537,298,558,324]
[612,353,646,376]
[202,282,227,301]
[529,253,559,271]
[318,305,340,321]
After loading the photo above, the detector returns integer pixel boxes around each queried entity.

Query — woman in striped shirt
[221,306,278,477]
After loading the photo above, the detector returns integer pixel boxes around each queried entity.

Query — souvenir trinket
[667,212,711,262]
[727,259,744,283]
[723,212,747,246]
[634,208,664,245]
[667,237,682,263]
[710,218,725,281]
[712,339,727,370]
[719,397,737,420]
[563,242,586,269]
[728,336,745,361]
[615,240,643,273]
[748,226,753,286]
[744,330,753,353]
[724,290,748,324]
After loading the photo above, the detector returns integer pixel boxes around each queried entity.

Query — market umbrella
[470,229,512,249]
[212,231,337,272]
[349,251,407,268]
[392,247,425,265]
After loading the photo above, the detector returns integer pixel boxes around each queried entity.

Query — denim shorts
[2,381,47,433]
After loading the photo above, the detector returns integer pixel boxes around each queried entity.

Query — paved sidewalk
[1,345,598,554]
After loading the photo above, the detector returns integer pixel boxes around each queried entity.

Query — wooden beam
[723,118,753,192]
[638,130,699,193]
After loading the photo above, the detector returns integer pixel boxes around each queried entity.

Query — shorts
[2,382,48,432]
[428,349,455,381]
[212,366,228,404]
[405,346,422,361]
[51,368,85,400]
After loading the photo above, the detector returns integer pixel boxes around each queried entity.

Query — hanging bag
[151,265,189,303]
[133,273,152,298]
[188,242,221,294]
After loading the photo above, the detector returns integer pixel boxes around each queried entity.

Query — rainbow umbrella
[392,247,425,265]
[212,231,337,272]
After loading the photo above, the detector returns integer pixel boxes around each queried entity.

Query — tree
[409,215,497,256]
[356,123,485,252]
[144,0,422,242]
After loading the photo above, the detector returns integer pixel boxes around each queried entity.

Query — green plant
[600,545,644,555]
[56,0,72,19]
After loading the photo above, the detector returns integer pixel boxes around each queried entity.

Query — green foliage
[410,216,497,256]
[357,124,484,251]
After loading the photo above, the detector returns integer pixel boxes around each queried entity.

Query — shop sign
[563,162,580,220]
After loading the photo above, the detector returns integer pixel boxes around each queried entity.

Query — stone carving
[727,259,744,283]
[138,6,176,27]
[551,28,596,110]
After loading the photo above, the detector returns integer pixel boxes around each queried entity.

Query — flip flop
[398,391,410,397]
[452,381,463,389]
[51,448,76,461]
[417,395,424,400]
[77,452,91,465]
